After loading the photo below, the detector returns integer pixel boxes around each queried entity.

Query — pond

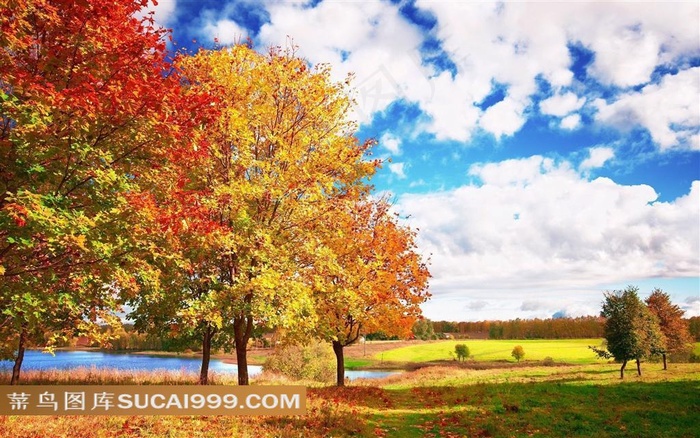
[0,350,400,381]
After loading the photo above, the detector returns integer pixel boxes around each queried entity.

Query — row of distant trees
[425,312,699,342]
[421,317,604,340]
[431,316,605,340]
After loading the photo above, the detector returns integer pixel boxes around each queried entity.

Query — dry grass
[0,367,239,386]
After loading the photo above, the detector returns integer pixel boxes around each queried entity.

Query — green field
[375,339,609,364]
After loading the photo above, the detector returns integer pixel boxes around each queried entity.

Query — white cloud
[203,19,247,45]
[138,0,177,27]
[580,147,614,170]
[388,162,407,179]
[595,67,700,150]
[258,1,433,125]
[252,2,699,144]
[683,296,700,317]
[560,114,581,130]
[397,156,699,320]
[479,97,527,139]
[540,92,585,117]
[380,133,402,155]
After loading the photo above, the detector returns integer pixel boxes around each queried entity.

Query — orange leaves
[311,194,431,347]
[4,203,28,227]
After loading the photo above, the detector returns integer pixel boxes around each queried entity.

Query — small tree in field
[412,318,436,340]
[455,344,469,361]
[511,345,525,362]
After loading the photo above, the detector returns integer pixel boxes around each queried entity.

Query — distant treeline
[689,316,700,341]
[432,317,605,339]
[432,316,700,340]
[51,315,699,350]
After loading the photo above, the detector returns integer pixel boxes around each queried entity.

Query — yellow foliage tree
[127,44,377,385]
[309,196,431,386]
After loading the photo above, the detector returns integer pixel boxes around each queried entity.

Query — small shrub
[455,344,469,361]
[689,352,700,363]
[511,345,525,362]
[263,341,335,382]
[542,356,555,366]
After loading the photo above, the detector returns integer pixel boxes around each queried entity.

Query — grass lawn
[1,363,698,437]
[375,339,606,364]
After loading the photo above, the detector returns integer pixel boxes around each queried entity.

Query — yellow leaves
[66,234,87,251]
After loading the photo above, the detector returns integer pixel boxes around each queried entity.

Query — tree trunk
[233,314,253,386]
[636,358,642,376]
[620,359,627,379]
[199,325,214,385]
[332,340,345,387]
[10,325,27,385]
[662,353,667,370]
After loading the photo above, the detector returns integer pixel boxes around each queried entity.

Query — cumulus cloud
[397,155,699,319]
[465,301,488,311]
[380,133,402,155]
[202,18,247,45]
[540,92,586,117]
[479,97,528,139]
[138,0,177,27]
[682,295,700,317]
[580,147,615,170]
[521,301,547,311]
[251,2,699,145]
[595,67,700,150]
[388,162,407,179]
[258,1,433,125]
[560,114,581,130]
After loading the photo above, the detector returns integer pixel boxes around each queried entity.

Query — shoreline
[26,347,581,371]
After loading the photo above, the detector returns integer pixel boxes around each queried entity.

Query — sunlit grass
[1,361,698,437]
[344,358,373,369]
[376,338,605,364]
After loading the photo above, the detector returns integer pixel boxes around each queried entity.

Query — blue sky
[146,0,700,321]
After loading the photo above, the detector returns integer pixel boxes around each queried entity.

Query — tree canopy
[595,286,665,378]
[0,0,183,384]
[645,288,693,369]
[1,1,431,386]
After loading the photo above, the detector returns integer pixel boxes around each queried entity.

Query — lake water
[0,350,399,381]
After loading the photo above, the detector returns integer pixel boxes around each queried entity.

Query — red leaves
[4,203,28,227]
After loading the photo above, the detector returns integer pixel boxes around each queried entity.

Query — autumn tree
[645,289,693,370]
[412,318,436,340]
[688,316,700,341]
[308,196,430,386]
[0,0,182,384]
[511,345,525,362]
[126,44,377,385]
[593,287,665,378]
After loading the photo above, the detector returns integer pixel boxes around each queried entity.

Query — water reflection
[0,350,399,381]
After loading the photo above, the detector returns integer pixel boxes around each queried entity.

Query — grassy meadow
[374,339,605,364]
[1,340,699,437]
